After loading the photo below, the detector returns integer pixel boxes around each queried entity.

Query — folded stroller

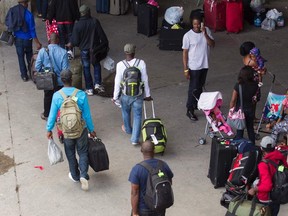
[197,91,233,145]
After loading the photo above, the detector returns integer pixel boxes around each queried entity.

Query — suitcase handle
[143,100,155,119]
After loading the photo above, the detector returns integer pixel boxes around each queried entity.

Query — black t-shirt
[234,82,258,111]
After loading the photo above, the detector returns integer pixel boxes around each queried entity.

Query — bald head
[49,33,59,44]
[141,141,155,156]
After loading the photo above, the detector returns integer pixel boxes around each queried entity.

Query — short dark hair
[261,144,275,153]
[240,41,255,56]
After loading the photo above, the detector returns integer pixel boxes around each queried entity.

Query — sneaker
[40,113,48,121]
[80,177,89,191]
[186,110,198,121]
[67,50,74,60]
[94,84,105,93]
[85,89,94,96]
[132,142,139,146]
[68,173,79,183]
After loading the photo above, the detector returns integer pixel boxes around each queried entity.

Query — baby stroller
[197,91,233,145]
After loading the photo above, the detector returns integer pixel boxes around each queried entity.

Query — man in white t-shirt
[182,14,215,121]
[112,44,152,145]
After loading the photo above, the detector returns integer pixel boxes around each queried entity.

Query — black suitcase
[88,137,109,172]
[159,28,189,51]
[132,0,147,16]
[208,137,237,188]
[137,4,158,37]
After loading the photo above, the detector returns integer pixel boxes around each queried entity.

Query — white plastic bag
[261,17,276,31]
[103,56,115,72]
[266,9,282,20]
[48,139,64,165]
[164,6,184,25]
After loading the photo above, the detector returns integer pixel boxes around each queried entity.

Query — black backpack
[121,59,143,96]
[262,159,288,204]
[139,160,174,212]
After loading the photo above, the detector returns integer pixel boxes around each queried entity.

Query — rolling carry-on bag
[137,4,158,37]
[142,101,167,154]
[208,137,237,188]
[226,0,243,33]
[96,0,110,13]
[204,0,226,32]
[158,28,189,51]
[69,58,83,90]
[110,0,129,15]
[88,137,109,172]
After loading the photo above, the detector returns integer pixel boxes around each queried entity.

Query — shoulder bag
[89,19,109,65]
[35,48,56,91]
[227,84,246,130]
[0,30,15,46]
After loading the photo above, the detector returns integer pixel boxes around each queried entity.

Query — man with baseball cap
[113,43,152,146]
[248,136,288,215]
[5,0,42,81]
[46,69,96,191]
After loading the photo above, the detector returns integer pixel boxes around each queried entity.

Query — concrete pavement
[1,0,288,215]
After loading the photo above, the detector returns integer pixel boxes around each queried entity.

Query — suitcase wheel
[199,138,206,145]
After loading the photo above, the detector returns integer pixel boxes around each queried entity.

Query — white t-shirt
[182,28,214,70]
[113,58,151,100]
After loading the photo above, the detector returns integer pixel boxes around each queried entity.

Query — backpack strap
[70,89,79,98]
[133,58,140,67]
[122,60,130,69]
[59,89,67,100]
[139,160,164,174]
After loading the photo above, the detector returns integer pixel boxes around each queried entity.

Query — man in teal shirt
[46,70,96,191]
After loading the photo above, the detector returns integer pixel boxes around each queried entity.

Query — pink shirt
[283,98,288,109]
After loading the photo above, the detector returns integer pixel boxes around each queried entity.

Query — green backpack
[58,89,84,139]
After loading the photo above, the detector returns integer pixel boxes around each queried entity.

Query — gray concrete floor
[0,1,288,215]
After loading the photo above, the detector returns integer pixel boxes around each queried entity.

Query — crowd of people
[4,1,288,216]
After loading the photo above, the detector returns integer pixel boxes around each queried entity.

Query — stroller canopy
[198,91,223,110]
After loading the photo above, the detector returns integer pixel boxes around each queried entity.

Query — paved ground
[0,1,288,216]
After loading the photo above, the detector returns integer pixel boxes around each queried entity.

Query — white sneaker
[67,50,74,60]
[94,84,105,93]
[85,89,94,96]
[68,173,79,183]
[80,177,89,191]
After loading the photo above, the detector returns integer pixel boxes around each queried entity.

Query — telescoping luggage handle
[143,100,155,119]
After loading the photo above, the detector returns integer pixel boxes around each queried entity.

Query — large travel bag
[208,137,237,188]
[137,4,158,37]
[88,137,109,172]
[204,0,226,32]
[96,0,110,13]
[109,0,129,15]
[142,100,167,154]
[226,0,243,33]
[70,58,83,90]
[158,28,189,51]
[29,51,38,83]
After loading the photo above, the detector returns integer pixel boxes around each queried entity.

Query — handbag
[226,195,271,216]
[0,30,15,46]
[35,48,56,91]
[89,19,109,65]
[227,84,246,130]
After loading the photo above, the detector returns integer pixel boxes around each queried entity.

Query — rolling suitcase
[208,137,237,188]
[88,137,109,172]
[109,0,129,15]
[96,0,110,13]
[159,28,189,51]
[204,0,226,32]
[226,0,243,33]
[142,100,167,154]
[29,51,38,83]
[137,4,158,37]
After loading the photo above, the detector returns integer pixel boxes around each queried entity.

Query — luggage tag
[150,134,158,144]
[72,96,78,102]
[278,165,284,172]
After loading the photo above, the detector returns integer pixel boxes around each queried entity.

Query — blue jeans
[187,69,208,110]
[63,128,89,181]
[36,0,48,18]
[121,94,143,143]
[57,24,74,49]
[14,38,33,79]
[81,49,102,89]
[235,108,255,144]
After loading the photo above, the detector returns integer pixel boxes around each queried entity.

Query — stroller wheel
[208,132,215,139]
[255,133,261,140]
[199,138,206,145]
